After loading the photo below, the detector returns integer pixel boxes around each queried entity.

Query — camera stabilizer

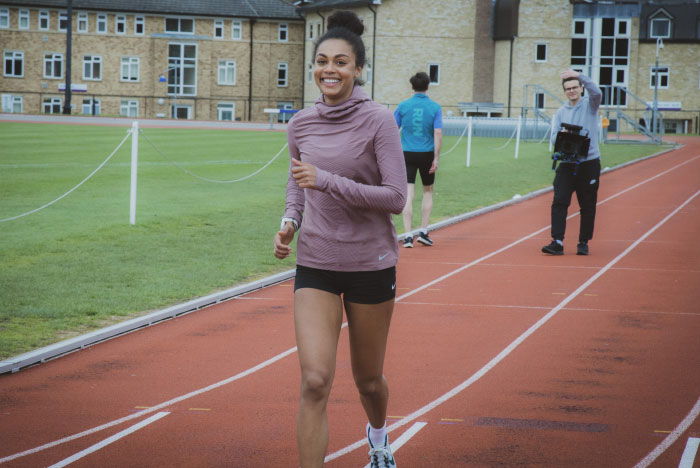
[551,123,590,173]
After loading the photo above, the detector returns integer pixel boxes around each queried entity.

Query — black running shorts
[404,151,435,186]
[294,265,397,304]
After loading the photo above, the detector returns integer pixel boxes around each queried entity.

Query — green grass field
[0,122,666,358]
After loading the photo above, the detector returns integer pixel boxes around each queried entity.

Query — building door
[172,105,191,119]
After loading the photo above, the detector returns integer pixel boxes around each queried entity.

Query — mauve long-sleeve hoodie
[284,86,407,272]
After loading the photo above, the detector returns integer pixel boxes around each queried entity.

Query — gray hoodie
[550,74,602,161]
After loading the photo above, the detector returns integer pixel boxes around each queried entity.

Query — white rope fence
[440,120,470,156]
[140,129,288,184]
[0,129,133,223]
[489,124,519,150]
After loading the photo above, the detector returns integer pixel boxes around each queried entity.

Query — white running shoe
[367,427,396,468]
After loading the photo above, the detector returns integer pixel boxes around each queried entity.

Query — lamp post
[652,37,663,143]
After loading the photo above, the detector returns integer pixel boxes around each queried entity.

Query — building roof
[639,3,700,42]
[0,0,303,20]
[295,0,376,11]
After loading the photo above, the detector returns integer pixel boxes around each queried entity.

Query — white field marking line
[1,154,696,464]
[634,398,700,468]
[325,188,700,463]
[359,422,427,468]
[46,412,170,468]
[679,437,700,468]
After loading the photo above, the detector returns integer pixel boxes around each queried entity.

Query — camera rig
[551,122,590,173]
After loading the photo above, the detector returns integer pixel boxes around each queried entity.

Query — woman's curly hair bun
[327,10,364,37]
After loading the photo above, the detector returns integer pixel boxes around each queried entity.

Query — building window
[168,43,197,96]
[307,62,313,82]
[83,55,102,80]
[308,22,313,39]
[218,60,236,85]
[214,19,224,39]
[19,10,30,29]
[650,17,671,39]
[0,8,8,29]
[428,63,440,85]
[44,53,63,79]
[78,12,88,33]
[535,43,547,62]
[165,17,194,34]
[2,94,23,113]
[218,102,235,121]
[82,97,100,115]
[277,62,288,87]
[43,97,62,114]
[534,92,545,110]
[366,62,372,83]
[135,16,145,35]
[650,66,669,89]
[97,14,107,33]
[39,10,49,30]
[121,56,139,81]
[116,15,126,34]
[4,51,24,77]
[120,100,138,117]
[278,23,288,42]
[58,11,68,31]
[317,22,321,37]
[232,20,242,40]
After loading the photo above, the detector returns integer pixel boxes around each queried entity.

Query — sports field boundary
[0,143,679,375]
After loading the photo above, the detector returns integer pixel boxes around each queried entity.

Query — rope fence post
[466,116,473,168]
[130,121,138,225]
[514,116,522,159]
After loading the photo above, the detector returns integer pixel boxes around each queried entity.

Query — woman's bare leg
[294,288,344,468]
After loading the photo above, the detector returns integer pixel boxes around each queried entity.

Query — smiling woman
[272,10,406,468]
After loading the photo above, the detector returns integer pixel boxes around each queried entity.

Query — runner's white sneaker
[367,427,396,468]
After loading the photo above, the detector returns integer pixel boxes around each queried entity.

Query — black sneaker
[542,240,564,255]
[577,242,589,256]
[402,236,413,248]
[416,232,433,246]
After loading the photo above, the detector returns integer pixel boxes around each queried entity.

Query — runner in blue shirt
[394,72,442,247]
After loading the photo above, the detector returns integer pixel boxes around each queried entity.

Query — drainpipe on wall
[248,19,256,121]
[507,36,514,118]
[368,4,377,100]
[62,0,73,114]
[301,18,306,109]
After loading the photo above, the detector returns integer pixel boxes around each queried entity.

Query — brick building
[0,0,304,121]
[2,0,699,133]
[299,0,699,135]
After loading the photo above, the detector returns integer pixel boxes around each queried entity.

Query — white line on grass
[360,422,427,468]
[1,155,697,465]
[324,189,700,462]
[46,412,170,468]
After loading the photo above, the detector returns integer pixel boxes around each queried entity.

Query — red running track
[1,138,699,468]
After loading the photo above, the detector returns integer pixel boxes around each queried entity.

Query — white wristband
[280,217,298,231]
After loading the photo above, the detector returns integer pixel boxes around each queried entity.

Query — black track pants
[550,158,601,243]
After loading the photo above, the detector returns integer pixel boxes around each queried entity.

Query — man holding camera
[542,69,602,256]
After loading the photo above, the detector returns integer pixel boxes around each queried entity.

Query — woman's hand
[274,222,295,259]
[291,158,317,189]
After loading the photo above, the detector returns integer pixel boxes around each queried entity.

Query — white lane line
[359,422,427,468]
[2,155,697,465]
[679,437,700,468]
[46,412,170,468]
[325,189,700,463]
[634,397,700,468]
